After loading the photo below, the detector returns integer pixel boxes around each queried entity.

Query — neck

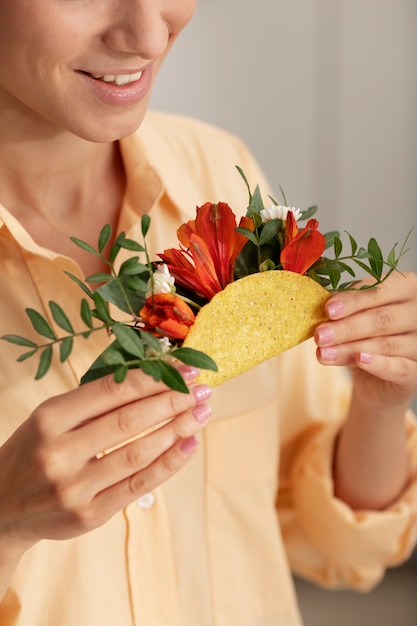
[0,111,126,272]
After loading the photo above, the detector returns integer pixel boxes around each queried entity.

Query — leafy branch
[309,228,413,290]
[1,220,217,393]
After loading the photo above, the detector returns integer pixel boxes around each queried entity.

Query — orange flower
[280,212,326,275]
[140,293,195,340]
[159,202,254,301]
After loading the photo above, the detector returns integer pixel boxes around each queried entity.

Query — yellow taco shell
[183,270,329,386]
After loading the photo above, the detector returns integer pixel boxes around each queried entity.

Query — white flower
[260,204,302,223]
[159,337,171,353]
[147,264,175,296]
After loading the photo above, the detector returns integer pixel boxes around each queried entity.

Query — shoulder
[140,110,248,158]
[133,111,271,208]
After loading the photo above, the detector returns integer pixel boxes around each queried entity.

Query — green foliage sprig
[1,216,217,393]
[234,166,412,289]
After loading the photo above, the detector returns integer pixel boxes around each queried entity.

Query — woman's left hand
[314,271,417,412]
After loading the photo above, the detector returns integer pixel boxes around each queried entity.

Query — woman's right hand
[0,366,211,558]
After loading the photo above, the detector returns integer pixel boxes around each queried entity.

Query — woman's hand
[315,271,417,410]
[0,366,211,557]
[314,271,417,510]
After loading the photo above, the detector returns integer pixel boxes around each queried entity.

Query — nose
[102,0,170,60]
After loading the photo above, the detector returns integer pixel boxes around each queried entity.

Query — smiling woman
[0,0,196,141]
[0,2,417,626]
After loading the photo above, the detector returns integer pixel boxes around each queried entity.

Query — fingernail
[193,384,212,403]
[359,351,373,364]
[180,435,200,455]
[193,403,212,424]
[178,365,200,380]
[316,327,336,346]
[327,300,344,318]
[319,347,337,362]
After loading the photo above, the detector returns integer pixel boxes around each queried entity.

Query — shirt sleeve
[276,342,417,591]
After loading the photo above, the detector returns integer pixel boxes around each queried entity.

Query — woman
[0,1,416,625]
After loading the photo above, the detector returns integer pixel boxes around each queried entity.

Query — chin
[67,109,147,143]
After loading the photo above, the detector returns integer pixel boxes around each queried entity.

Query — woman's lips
[78,65,152,106]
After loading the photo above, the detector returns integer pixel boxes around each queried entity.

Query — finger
[78,402,211,498]
[34,365,200,435]
[325,272,416,320]
[316,333,417,367]
[90,435,201,524]
[69,383,212,462]
[315,301,416,347]
[353,352,417,393]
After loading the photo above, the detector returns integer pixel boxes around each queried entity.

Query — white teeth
[91,71,142,85]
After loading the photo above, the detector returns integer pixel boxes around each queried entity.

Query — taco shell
[183,270,329,386]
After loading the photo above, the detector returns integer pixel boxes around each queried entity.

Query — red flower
[140,293,195,340]
[280,212,326,275]
[159,202,254,301]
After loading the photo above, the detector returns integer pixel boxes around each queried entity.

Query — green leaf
[85,273,112,284]
[235,165,253,204]
[328,267,341,289]
[17,349,37,362]
[141,214,151,238]
[118,257,148,276]
[235,227,259,247]
[159,361,189,393]
[259,258,276,272]
[80,298,94,329]
[59,336,73,362]
[352,258,379,279]
[1,334,38,348]
[140,330,164,353]
[367,237,384,279]
[347,232,358,256]
[64,271,94,299]
[96,275,147,315]
[333,236,343,258]
[258,220,280,246]
[386,245,398,269]
[335,261,356,277]
[171,347,218,372]
[49,301,74,334]
[26,308,56,341]
[35,345,53,379]
[112,323,145,359]
[114,365,128,383]
[92,292,113,324]
[116,232,145,252]
[139,359,162,381]
[98,224,112,253]
[70,237,98,256]
[300,205,318,221]
[102,347,127,366]
[324,231,340,249]
[80,343,124,384]
[250,184,266,213]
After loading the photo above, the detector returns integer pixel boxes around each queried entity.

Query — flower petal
[281,219,326,274]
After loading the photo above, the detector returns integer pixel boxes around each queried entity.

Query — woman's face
[0,0,196,142]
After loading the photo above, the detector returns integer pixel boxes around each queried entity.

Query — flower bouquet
[1,168,410,392]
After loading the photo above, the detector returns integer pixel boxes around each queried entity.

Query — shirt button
[137,492,155,510]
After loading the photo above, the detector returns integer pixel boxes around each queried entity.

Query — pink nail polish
[327,301,344,318]
[180,436,199,455]
[320,347,337,362]
[193,384,212,403]
[359,351,373,364]
[178,365,200,380]
[193,403,212,424]
[317,327,336,346]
